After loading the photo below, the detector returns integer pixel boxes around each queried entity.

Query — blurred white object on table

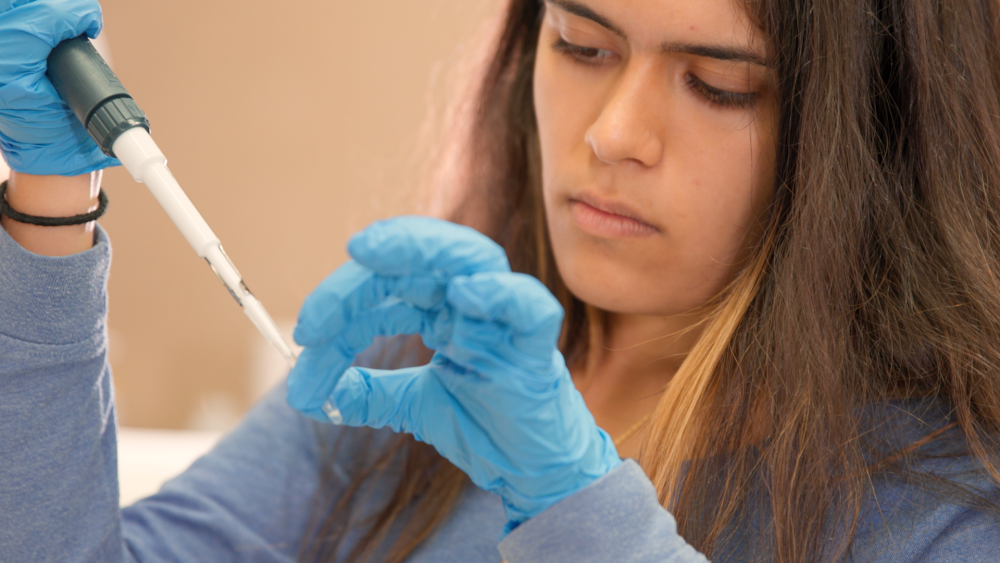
[117,427,221,506]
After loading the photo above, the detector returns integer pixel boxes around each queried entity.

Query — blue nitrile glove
[290,216,623,532]
[0,0,120,175]
[287,216,512,421]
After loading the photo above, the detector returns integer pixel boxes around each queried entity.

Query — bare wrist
[3,171,101,215]
[1,170,104,256]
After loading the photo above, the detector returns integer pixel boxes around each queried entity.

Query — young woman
[1,0,998,561]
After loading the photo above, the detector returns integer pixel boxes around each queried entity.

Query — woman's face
[534,0,777,317]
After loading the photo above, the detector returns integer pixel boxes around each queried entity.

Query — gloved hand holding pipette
[289,216,623,532]
[0,0,117,176]
[0,0,296,365]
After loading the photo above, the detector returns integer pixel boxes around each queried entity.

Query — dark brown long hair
[300,0,1000,561]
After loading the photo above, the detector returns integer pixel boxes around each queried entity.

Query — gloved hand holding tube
[289,216,623,533]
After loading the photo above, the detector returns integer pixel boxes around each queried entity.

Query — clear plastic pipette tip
[202,244,297,368]
[242,294,298,367]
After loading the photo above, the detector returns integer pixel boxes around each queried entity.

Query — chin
[554,247,729,317]
[557,262,662,315]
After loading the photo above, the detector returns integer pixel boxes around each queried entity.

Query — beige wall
[95,0,496,429]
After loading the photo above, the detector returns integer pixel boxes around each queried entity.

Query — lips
[568,194,660,238]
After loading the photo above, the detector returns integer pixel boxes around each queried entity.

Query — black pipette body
[47,35,149,157]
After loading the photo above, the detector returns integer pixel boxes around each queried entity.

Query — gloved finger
[0,0,105,123]
[446,272,564,360]
[293,260,447,347]
[347,216,510,277]
[443,315,565,381]
[287,299,440,420]
[0,0,114,175]
[330,363,499,489]
[329,366,428,433]
[0,0,104,58]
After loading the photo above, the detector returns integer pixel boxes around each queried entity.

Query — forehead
[545,0,765,53]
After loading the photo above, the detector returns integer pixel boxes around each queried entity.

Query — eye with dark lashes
[684,73,758,110]
[552,36,759,110]
[551,37,616,66]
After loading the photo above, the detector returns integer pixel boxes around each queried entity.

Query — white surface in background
[117,427,222,506]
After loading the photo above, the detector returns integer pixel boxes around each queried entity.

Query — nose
[584,63,665,167]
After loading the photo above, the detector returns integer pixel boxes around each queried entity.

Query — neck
[571,309,706,449]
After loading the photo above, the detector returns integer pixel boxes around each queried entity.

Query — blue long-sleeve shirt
[0,224,997,562]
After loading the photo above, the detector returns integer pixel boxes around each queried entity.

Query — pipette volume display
[47,36,297,367]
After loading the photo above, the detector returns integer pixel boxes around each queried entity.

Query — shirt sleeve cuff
[0,223,110,344]
[498,459,710,563]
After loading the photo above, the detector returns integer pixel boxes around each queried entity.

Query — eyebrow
[662,41,770,68]
[544,0,771,68]
[547,0,627,39]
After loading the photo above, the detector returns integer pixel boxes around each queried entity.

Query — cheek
[674,117,776,262]
[533,48,601,187]
[648,124,775,311]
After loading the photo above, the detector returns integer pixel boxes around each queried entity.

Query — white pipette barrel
[47,36,297,367]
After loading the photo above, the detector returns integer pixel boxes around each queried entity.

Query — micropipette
[46,36,297,367]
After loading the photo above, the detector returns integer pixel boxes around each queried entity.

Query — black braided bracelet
[0,179,108,226]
